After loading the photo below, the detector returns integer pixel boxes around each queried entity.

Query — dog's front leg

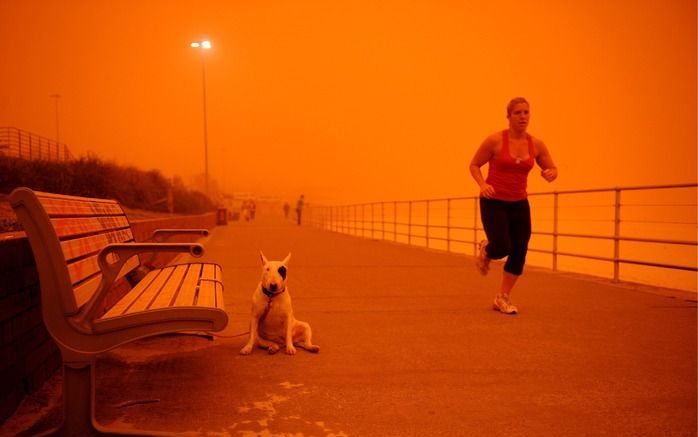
[285,316,297,355]
[240,313,260,355]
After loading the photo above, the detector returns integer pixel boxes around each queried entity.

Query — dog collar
[259,287,286,327]
[262,286,286,298]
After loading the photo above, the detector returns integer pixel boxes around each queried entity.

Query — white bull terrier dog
[240,252,320,355]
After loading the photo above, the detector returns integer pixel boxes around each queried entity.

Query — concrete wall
[0,213,217,425]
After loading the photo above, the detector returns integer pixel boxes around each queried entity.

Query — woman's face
[508,103,530,131]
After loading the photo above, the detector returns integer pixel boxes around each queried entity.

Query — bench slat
[52,216,131,238]
[74,275,102,308]
[101,269,160,318]
[125,266,176,313]
[198,282,214,307]
[215,284,224,310]
[196,264,218,307]
[61,229,135,261]
[214,264,223,308]
[100,263,223,320]
[67,255,101,284]
[67,252,130,285]
[173,264,203,306]
[150,265,189,309]
[39,195,125,217]
[69,254,140,291]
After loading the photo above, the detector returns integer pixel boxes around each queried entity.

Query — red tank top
[485,130,535,201]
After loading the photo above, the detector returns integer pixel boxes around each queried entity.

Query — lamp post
[190,40,212,197]
[50,93,61,144]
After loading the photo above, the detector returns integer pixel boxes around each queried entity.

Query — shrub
[0,156,214,214]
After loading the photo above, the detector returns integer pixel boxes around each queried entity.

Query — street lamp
[190,40,212,197]
[50,93,61,144]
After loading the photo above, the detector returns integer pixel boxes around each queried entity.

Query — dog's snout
[269,283,278,291]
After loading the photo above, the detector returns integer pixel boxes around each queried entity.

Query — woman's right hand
[480,183,496,199]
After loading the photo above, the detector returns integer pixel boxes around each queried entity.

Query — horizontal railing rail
[0,126,73,161]
[308,183,698,289]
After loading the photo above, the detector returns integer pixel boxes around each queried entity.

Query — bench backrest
[10,188,140,315]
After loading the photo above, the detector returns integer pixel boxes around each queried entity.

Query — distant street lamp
[190,40,212,197]
[50,93,61,144]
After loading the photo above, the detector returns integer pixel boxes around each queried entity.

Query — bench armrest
[76,243,204,326]
[99,242,204,274]
[150,229,210,242]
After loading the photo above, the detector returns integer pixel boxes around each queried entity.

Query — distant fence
[0,127,73,161]
[308,183,698,290]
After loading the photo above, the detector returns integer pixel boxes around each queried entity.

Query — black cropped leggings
[479,198,531,276]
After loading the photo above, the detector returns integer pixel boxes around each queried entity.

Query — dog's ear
[282,253,291,265]
[260,251,269,265]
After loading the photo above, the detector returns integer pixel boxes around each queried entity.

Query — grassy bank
[0,155,215,232]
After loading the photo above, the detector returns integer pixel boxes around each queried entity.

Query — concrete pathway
[3,217,696,436]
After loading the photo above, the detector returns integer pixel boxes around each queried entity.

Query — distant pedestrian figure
[469,97,558,314]
[295,195,305,226]
[283,202,290,219]
[249,199,256,220]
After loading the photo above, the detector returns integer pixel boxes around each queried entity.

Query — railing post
[371,203,375,239]
[358,204,361,236]
[351,205,355,236]
[613,189,621,282]
[447,198,451,252]
[381,202,385,241]
[393,201,397,241]
[553,192,559,271]
[361,204,365,238]
[425,200,429,249]
[408,201,413,246]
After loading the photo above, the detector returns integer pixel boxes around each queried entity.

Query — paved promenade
[3,217,697,436]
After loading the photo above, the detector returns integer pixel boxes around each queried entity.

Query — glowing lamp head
[190,40,212,49]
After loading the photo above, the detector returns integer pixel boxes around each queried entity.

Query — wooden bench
[10,187,228,436]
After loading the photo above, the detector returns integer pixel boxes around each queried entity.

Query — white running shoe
[476,240,490,275]
[493,294,518,315]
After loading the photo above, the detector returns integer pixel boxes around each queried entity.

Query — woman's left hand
[541,168,558,182]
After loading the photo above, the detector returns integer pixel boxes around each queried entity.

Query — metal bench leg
[35,360,179,437]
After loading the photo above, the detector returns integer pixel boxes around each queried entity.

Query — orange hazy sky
[1,0,696,204]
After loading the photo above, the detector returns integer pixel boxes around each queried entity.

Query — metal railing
[0,127,74,161]
[308,183,697,288]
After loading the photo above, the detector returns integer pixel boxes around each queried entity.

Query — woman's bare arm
[469,135,497,198]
